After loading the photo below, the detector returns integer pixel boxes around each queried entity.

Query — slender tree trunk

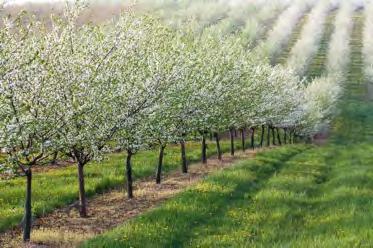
[276,128,282,145]
[126,150,134,199]
[290,130,294,144]
[272,127,276,146]
[181,140,187,173]
[260,125,265,147]
[267,125,271,147]
[51,151,58,164]
[214,132,222,160]
[23,168,32,242]
[201,134,207,164]
[234,129,238,137]
[77,162,87,217]
[229,128,235,156]
[284,128,287,144]
[156,145,166,184]
[251,127,255,150]
[241,128,246,152]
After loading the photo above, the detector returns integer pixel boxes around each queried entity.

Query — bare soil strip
[0,149,260,248]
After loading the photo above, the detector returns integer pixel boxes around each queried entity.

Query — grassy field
[82,145,310,247]
[0,138,250,233]
[82,12,373,247]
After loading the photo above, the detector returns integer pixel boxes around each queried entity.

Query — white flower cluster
[0,1,339,168]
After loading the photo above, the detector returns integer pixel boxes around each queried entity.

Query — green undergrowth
[83,142,373,248]
[82,145,309,248]
[0,138,247,233]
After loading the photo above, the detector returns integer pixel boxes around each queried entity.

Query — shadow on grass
[82,145,309,248]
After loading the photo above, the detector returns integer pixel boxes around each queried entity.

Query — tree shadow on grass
[83,146,309,248]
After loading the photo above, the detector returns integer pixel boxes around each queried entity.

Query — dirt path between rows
[0,149,261,248]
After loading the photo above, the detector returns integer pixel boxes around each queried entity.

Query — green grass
[82,145,309,248]
[82,142,373,247]
[0,138,248,233]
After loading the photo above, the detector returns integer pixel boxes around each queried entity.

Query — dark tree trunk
[181,140,187,173]
[290,130,294,144]
[272,127,276,146]
[201,135,207,164]
[51,151,58,164]
[267,125,271,147]
[77,162,87,217]
[23,168,32,242]
[126,150,134,199]
[214,132,222,160]
[234,129,238,137]
[276,128,282,145]
[156,145,166,184]
[260,125,265,147]
[284,128,287,144]
[251,127,255,150]
[241,128,246,151]
[229,128,235,156]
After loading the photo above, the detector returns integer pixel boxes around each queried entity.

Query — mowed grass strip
[82,145,308,248]
[0,139,245,233]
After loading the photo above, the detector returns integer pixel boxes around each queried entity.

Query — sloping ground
[83,12,373,247]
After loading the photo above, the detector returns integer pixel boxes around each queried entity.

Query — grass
[0,137,249,233]
[82,144,373,247]
[82,145,309,248]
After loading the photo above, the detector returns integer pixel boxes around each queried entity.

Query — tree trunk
[201,134,207,164]
[276,128,282,145]
[272,127,276,146]
[214,132,222,160]
[126,150,134,198]
[229,128,235,156]
[241,128,246,152]
[181,140,187,173]
[260,125,265,147]
[77,163,87,217]
[267,125,271,147]
[51,151,58,164]
[284,128,287,144]
[251,127,255,150]
[23,168,32,242]
[156,145,166,184]
[234,129,238,137]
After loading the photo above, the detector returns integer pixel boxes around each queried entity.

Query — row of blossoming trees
[0,2,339,241]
